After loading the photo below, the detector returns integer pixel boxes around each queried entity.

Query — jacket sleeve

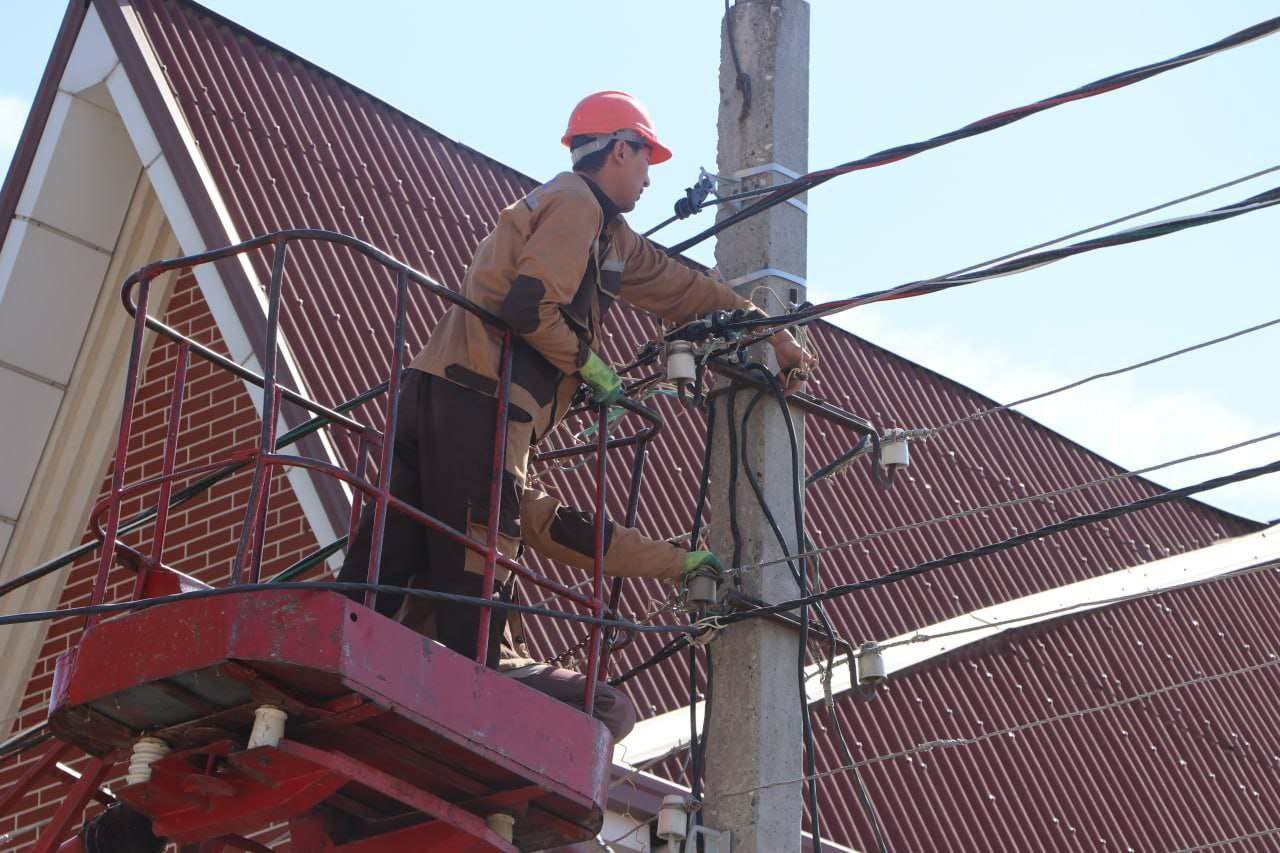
[520,487,685,581]
[497,190,600,376]
[615,225,752,324]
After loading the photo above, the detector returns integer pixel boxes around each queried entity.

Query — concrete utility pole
[702,1,810,850]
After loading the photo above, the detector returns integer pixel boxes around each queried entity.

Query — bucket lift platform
[48,587,612,851]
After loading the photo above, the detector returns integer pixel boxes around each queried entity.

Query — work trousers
[337,371,638,741]
[339,370,518,667]
[506,664,637,741]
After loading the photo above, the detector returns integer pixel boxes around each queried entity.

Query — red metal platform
[48,589,612,850]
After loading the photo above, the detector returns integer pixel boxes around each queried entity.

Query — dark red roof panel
[124,2,1277,849]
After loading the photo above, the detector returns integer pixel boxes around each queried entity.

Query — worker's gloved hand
[580,351,623,406]
[681,550,725,580]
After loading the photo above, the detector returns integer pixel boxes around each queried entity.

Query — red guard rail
[92,228,663,713]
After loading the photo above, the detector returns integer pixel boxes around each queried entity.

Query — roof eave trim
[92,0,350,548]
[0,0,90,249]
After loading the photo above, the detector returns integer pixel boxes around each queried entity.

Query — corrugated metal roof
[118,1,1280,848]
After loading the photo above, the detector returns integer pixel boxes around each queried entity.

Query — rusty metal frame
[12,228,667,848]
[95,228,662,671]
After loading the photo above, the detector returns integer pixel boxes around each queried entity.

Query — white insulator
[666,341,696,382]
[857,642,886,687]
[486,812,516,842]
[126,736,170,785]
[687,573,718,606]
[880,429,910,469]
[247,705,288,749]
[657,794,690,842]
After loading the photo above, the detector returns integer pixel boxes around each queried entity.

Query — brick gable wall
[0,272,318,849]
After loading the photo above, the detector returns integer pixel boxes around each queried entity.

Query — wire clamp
[689,614,727,646]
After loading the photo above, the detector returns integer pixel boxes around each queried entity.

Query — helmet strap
[570,129,647,165]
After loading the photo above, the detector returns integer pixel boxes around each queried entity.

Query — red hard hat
[562,91,673,165]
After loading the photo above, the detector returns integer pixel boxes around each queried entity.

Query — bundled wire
[685,402,718,850]
[661,15,1280,253]
[722,455,1280,623]
[712,183,1280,345]
[735,366,835,849]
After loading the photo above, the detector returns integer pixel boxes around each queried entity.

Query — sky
[1,0,1277,523]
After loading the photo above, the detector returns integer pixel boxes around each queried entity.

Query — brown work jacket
[413,171,749,580]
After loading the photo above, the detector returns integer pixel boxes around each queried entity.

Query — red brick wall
[0,272,321,849]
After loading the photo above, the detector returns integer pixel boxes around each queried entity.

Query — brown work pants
[506,664,637,741]
[338,370,519,667]
[338,370,637,739]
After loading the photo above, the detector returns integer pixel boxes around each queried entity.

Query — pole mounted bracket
[727,162,809,214]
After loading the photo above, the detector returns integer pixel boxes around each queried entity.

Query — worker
[338,91,816,739]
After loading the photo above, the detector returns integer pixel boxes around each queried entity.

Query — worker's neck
[577,172,622,223]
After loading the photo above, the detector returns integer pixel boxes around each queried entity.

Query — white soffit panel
[16,97,139,253]
[0,219,112,384]
[0,370,63,520]
[60,6,115,93]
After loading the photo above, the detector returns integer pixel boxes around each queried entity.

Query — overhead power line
[809,310,1280,487]
[0,581,697,636]
[661,16,1280,253]
[926,163,1280,283]
[725,456,1280,621]
[789,426,1280,571]
[720,182,1280,343]
[711,655,1280,802]
[1176,826,1280,852]
[929,314,1280,437]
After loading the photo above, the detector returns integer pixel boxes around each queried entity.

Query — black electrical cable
[0,580,700,635]
[723,455,1280,623]
[0,723,52,761]
[686,402,718,851]
[705,183,1280,348]
[0,380,389,603]
[807,435,870,487]
[734,367,827,849]
[662,15,1280,256]
[610,635,689,687]
[608,403,721,690]
[825,699,891,853]
[724,0,752,121]
[756,370,824,849]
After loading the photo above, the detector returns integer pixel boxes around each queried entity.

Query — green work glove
[580,351,623,406]
[682,550,725,579]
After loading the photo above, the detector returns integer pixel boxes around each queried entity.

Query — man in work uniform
[339,91,816,739]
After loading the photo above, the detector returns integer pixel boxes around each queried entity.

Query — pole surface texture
[704,1,811,850]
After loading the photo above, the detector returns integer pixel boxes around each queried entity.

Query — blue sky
[2,1,1277,522]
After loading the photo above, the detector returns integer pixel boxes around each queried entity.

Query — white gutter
[617,525,1280,768]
